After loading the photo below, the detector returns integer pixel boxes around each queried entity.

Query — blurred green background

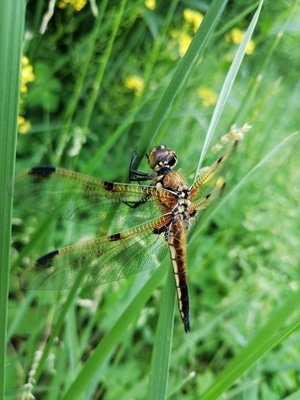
[8,0,300,399]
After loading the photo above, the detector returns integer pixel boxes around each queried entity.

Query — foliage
[7,0,300,399]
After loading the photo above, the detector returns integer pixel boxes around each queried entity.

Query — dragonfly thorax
[172,192,192,229]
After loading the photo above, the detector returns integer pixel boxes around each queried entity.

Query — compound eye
[167,154,177,167]
[148,145,177,170]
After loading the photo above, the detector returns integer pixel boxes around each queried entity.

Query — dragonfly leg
[129,150,152,182]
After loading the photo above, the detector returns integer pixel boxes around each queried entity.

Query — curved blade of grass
[0,1,25,399]
[137,0,228,159]
[201,288,300,399]
[195,0,264,176]
[233,1,298,126]
[133,2,231,397]
[147,266,175,400]
[144,2,231,398]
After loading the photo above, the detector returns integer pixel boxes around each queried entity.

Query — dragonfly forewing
[13,167,174,230]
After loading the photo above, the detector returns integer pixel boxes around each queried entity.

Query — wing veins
[20,214,172,290]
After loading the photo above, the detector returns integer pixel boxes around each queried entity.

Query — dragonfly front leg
[129,150,152,182]
[126,150,154,208]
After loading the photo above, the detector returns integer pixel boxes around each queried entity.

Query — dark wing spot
[217,155,223,164]
[36,249,59,268]
[104,181,114,191]
[30,166,56,176]
[29,166,56,183]
[153,226,167,235]
[190,209,197,217]
[110,233,121,241]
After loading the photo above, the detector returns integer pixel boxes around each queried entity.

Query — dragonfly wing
[187,142,237,240]
[20,214,172,290]
[190,141,238,202]
[187,180,226,240]
[12,167,173,229]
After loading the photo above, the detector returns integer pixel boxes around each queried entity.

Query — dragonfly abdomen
[167,220,190,332]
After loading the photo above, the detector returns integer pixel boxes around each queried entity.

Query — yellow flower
[245,40,255,55]
[197,87,217,108]
[228,28,244,44]
[57,0,87,11]
[178,32,192,57]
[145,0,156,10]
[171,30,193,58]
[18,115,31,134]
[183,9,203,32]
[226,28,255,55]
[20,56,35,93]
[170,9,203,58]
[124,75,144,96]
[19,57,34,133]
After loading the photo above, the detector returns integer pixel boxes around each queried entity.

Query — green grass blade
[138,0,228,157]
[147,266,175,400]
[0,1,26,399]
[195,0,264,175]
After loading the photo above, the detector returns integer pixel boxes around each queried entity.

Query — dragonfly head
[148,145,178,172]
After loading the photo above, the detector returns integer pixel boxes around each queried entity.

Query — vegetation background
[5,0,300,399]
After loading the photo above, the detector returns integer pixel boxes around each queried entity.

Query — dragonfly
[13,140,238,332]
